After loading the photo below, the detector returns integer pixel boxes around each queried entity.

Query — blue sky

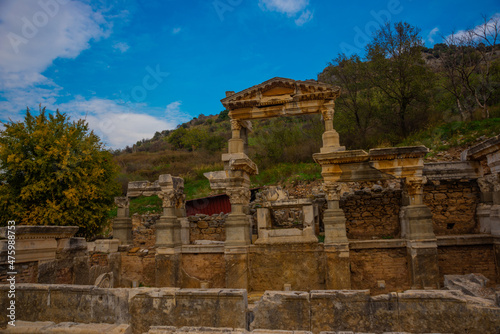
[0,0,498,149]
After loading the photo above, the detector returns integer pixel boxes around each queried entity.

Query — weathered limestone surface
[129,288,247,334]
[180,253,225,288]
[0,284,130,328]
[248,244,326,292]
[250,292,311,332]
[251,290,500,334]
[0,321,131,333]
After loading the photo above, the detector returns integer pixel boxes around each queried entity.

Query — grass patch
[251,162,322,187]
[400,118,500,152]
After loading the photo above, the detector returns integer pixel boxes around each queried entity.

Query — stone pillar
[113,197,132,245]
[228,119,245,154]
[401,177,440,289]
[320,102,342,154]
[224,186,251,289]
[322,182,351,289]
[155,174,184,287]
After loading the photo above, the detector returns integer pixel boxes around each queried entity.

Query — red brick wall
[0,262,38,284]
[350,248,411,294]
[424,180,480,235]
[438,245,497,283]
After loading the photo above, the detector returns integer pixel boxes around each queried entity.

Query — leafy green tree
[319,54,383,148]
[366,21,434,138]
[0,107,120,239]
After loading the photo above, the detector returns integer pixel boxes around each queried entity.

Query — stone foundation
[2,284,499,334]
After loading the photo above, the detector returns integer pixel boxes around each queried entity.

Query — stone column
[155,174,184,287]
[400,177,440,289]
[224,186,251,289]
[322,181,351,289]
[320,102,342,154]
[113,197,133,245]
[228,119,245,154]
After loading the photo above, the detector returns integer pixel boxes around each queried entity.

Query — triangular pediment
[221,77,340,109]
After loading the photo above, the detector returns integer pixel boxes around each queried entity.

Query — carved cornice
[313,150,369,165]
[221,77,340,112]
[369,146,428,160]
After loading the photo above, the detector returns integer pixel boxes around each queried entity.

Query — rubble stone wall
[131,214,158,248]
[424,179,481,235]
[438,244,497,283]
[350,247,411,293]
[189,213,227,243]
[340,186,402,240]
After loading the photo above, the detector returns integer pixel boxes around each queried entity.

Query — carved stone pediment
[221,77,340,120]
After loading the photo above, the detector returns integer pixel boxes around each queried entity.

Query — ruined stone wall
[340,183,402,240]
[251,290,500,333]
[424,179,480,235]
[0,284,248,334]
[248,244,326,292]
[181,253,225,288]
[131,213,158,248]
[0,261,38,284]
[120,251,155,287]
[189,213,226,243]
[438,244,497,283]
[350,246,411,293]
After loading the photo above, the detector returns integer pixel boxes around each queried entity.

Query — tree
[439,14,500,120]
[366,21,434,138]
[0,107,120,239]
[319,54,382,148]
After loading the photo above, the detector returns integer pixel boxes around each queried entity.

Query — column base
[225,213,251,247]
[400,205,435,240]
[156,216,181,248]
[113,217,133,245]
[323,208,349,244]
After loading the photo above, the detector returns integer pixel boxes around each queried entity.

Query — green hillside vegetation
[113,19,500,201]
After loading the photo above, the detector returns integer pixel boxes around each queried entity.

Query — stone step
[0,321,130,334]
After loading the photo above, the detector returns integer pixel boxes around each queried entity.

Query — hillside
[113,41,500,200]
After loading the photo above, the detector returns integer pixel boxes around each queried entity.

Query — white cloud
[259,0,312,26]
[57,97,189,149]
[427,27,439,43]
[166,101,182,115]
[0,0,110,90]
[294,10,313,26]
[112,42,129,53]
[450,13,500,43]
[172,27,181,35]
[259,0,309,16]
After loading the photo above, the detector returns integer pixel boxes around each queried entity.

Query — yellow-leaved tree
[0,106,121,239]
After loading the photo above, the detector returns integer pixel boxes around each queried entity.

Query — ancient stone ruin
[2,77,500,333]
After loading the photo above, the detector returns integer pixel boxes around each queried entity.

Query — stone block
[129,288,247,334]
[95,239,120,253]
[251,291,310,332]
[310,290,373,333]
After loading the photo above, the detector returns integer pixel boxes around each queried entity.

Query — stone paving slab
[0,321,131,334]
